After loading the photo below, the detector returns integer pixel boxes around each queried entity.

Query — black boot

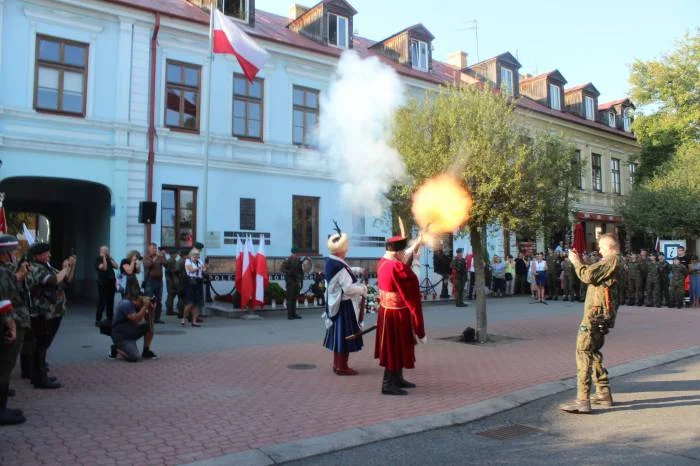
[0,384,26,425]
[32,349,61,390]
[20,354,32,379]
[381,370,408,396]
[397,369,416,388]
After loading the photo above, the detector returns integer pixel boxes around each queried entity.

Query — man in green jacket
[560,233,621,414]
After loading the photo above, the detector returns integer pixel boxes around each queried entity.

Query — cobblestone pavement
[3,299,699,465]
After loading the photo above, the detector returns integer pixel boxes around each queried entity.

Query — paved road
[287,355,700,465]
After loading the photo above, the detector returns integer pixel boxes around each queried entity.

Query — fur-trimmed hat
[28,242,50,256]
[327,220,349,255]
[0,235,19,254]
[385,236,407,252]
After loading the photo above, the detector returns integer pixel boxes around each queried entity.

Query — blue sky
[258,0,698,103]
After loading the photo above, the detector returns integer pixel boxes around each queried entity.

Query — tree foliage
[621,32,700,237]
[629,31,699,180]
[391,85,577,341]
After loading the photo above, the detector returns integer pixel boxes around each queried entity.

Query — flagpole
[202,1,214,258]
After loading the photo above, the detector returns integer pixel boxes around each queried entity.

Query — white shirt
[535,260,546,272]
[185,258,203,279]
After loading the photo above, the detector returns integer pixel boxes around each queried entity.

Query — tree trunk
[469,225,488,343]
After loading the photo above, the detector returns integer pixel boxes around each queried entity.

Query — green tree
[629,31,699,181]
[392,85,577,342]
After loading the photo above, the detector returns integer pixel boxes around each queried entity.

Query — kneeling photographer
[110,294,158,362]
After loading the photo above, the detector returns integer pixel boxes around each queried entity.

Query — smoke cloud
[319,51,406,217]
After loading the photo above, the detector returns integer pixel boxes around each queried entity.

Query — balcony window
[500,67,514,96]
[410,39,429,72]
[328,13,349,49]
[585,96,595,121]
[608,112,616,128]
[549,83,561,110]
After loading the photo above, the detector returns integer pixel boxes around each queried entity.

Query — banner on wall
[659,240,686,263]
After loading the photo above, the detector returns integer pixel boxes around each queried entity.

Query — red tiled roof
[105,0,208,23]
[516,96,635,140]
[100,0,633,141]
[599,98,630,110]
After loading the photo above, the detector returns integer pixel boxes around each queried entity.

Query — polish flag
[239,236,255,308]
[234,234,243,296]
[212,8,269,82]
[0,299,13,316]
[0,206,6,234]
[254,237,269,309]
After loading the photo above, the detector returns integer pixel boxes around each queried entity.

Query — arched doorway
[0,177,111,299]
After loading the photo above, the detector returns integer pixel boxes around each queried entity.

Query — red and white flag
[234,234,243,296]
[0,206,6,234]
[212,8,269,82]
[254,237,269,309]
[239,236,255,308]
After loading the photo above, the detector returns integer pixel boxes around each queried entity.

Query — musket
[345,324,377,341]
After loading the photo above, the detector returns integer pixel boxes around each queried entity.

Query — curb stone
[180,345,700,466]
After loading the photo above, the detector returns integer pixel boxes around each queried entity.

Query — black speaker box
[138,201,157,224]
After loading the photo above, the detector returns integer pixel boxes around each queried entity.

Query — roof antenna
[457,20,480,63]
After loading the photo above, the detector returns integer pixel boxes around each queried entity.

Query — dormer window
[411,39,429,71]
[623,108,631,132]
[500,67,514,96]
[328,13,349,49]
[218,0,248,23]
[549,83,561,110]
[608,112,616,127]
[584,96,595,120]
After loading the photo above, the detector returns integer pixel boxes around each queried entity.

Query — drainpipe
[146,13,161,246]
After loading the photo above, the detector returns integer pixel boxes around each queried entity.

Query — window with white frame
[611,158,621,194]
[585,96,595,120]
[623,108,632,132]
[629,162,638,186]
[500,67,514,96]
[410,39,429,71]
[608,112,616,127]
[218,0,248,22]
[549,84,561,110]
[328,13,349,49]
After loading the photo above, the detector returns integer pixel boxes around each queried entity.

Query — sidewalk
[2,304,699,466]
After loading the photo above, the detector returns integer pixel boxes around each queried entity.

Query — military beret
[28,242,50,256]
[0,234,20,254]
[194,242,205,250]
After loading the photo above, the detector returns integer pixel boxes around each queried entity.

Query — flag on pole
[212,8,269,82]
[239,236,255,308]
[254,236,269,309]
[234,234,243,295]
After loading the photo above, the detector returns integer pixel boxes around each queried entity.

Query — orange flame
[411,175,472,244]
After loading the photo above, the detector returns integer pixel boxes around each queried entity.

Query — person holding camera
[120,250,142,300]
[95,246,118,327]
[182,248,205,327]
[143,243,166,324]
[111,294,158,362]
[560,234,621,414]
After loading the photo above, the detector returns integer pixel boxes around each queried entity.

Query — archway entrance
[0,177,111,299]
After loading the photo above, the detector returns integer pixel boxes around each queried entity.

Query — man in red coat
[374,235,426,395]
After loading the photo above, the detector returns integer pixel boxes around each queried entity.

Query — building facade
[0,0,639,296]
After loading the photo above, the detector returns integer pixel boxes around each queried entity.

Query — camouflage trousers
[0,327,25,385]
[659,280,670,307]
[645,280,660,307]
[562,275,579,299]
[670,285,685,309]
[576,324,608,400]
[628,277,643,305]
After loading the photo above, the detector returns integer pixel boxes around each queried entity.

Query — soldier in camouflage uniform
[26,242,76,389]
[638,249,650,304]
[616,254,629,307]
[657,253,671,307]
[626,254,643,306]
[561,255,579,302]
[546,248,560,300]
[0,235,31,424]
[281,248,304,320]
[644,255,661,307]
[560,233,621,414]
[669,258,688,309]
[451,248,468,307]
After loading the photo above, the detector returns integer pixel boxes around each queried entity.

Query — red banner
[0,207,6,234]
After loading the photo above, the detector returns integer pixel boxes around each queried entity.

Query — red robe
[374,256,425,371]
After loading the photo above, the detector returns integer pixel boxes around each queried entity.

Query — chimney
[288,3,309,19]
[447,51,468,70]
